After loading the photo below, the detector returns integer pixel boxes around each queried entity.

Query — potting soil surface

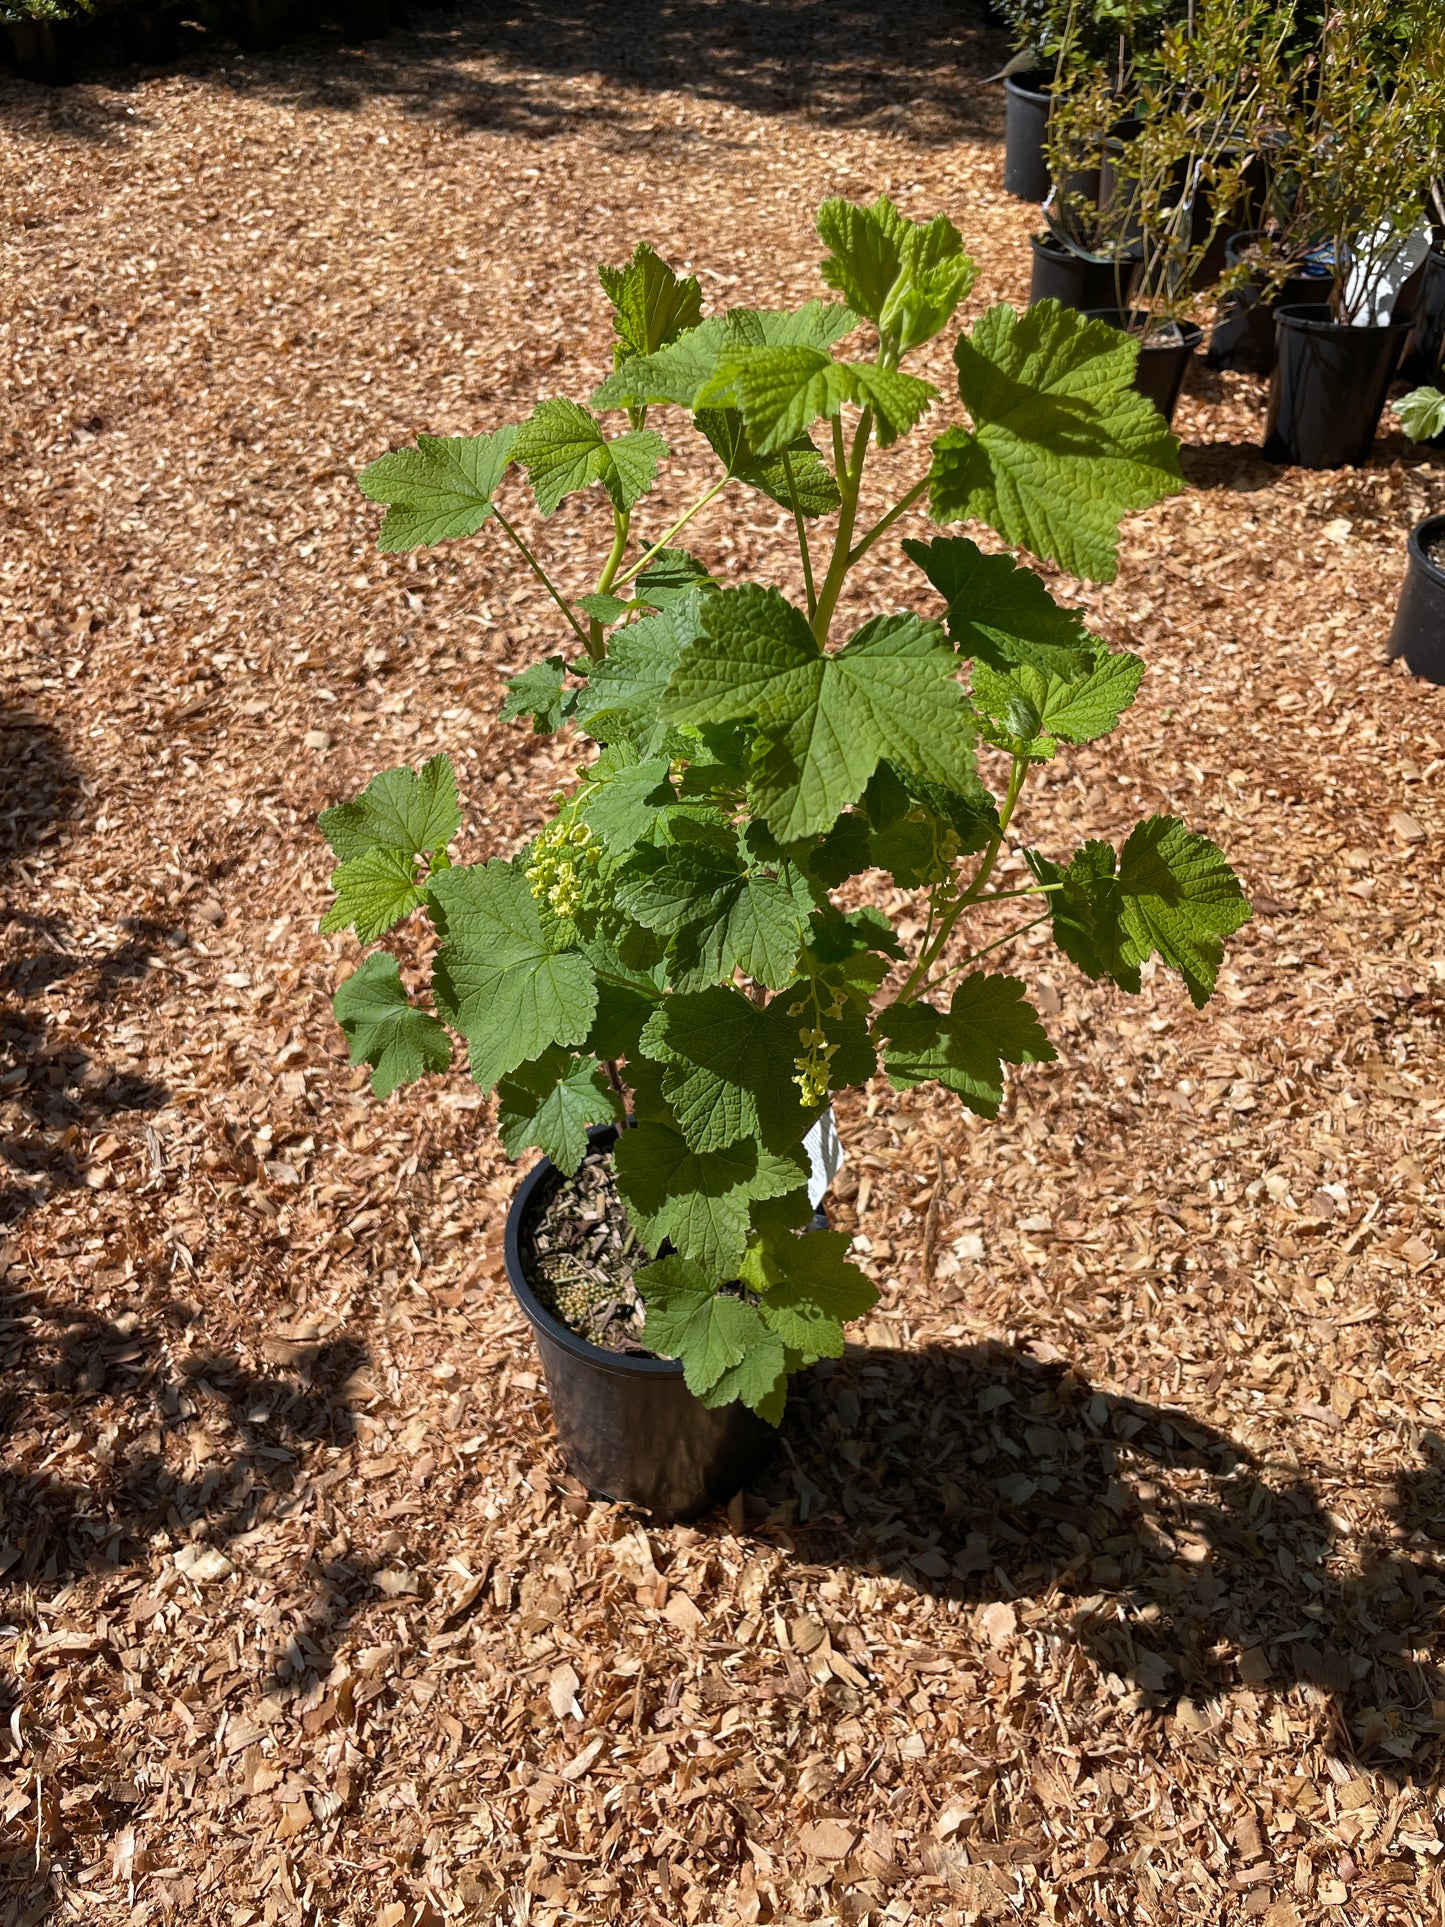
[5,5,1445,1924]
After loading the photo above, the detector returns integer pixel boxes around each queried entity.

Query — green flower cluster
[524,811,601,923]
[787,978,848,1109]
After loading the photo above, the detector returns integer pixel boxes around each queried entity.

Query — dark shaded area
[761,1341,1445,1787]
[0,0,1007,145]
[0,713,172,1224]
[0,1275,376,1911]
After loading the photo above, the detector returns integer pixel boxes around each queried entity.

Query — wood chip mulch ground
[4,5,1445,1922]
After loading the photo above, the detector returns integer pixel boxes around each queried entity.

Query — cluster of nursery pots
[1004,72,1445,468]
[0,0,443,81]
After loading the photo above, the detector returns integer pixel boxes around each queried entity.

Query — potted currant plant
[1387,386,1445,684]
[1263,0,1445,469]
[317,196,1250,1519]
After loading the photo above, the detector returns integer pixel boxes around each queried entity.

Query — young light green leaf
[619,839,815,991]
[430,860,597,1089]
[702,1329,791,1417]
[590,302,857,411]
[500,656,575,734]
[638,985,813,1154]
[817,195,977,355]
[1028,815,1250,1009]
[880,972,1056,1117]
[929,300,1184,583]
[635,1255,778,1400]
[577,592,632,625]
[319,754,461,862]
[320,847,427,944]
[1397,386,1445,443]
[635,547,715,607]
[696,346,936,454]
[660,586,976,842]
[972,646,1145,758]
[495,1047,622,1176]
[577,749,675,853]
[333,951,453,1099]
[901,535,1094,677]
[756,1228,877,1363]
[614,1124,807,1275]
[513,398,667,515]
[358,427,516,552]
[598,242,703,368]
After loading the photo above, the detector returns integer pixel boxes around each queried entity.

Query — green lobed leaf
[573,595,704,753]
[500,656,575,734]
[901,534,1095,678]
[880,972,1056,1117]
[695,346,936,454]
[1027,815,1250,1009]
[635,1255,781,1404]
[660,586,976,842]
[756,1228,878,1364]
[320,847,427,944]
[617,836,815,991]
[319,753,461,863]
[929,300,1184,584]
[495,1047,622,1176]
[513,398,667,515]
[577,592,631,626]
[358,428,516,552]
[598,242,703,368]
[590,302,858,412]
[635,547,715,606]
[577,746,676,854]
[817,195,977,355]
[333,951,453,1099]
[430,860,598,1089]
[972,646,1145,759]
[614,1124,808,1276]
[695,409,842,517]
[1397,386,1445,443]
[638,984,815,1155]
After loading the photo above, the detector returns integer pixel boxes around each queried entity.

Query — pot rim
[1274,302,1412,337]
[1030,231,1141,268]
[1408,514,1445,590]
[1003,71,1050,102]
[504,1130,689,1380]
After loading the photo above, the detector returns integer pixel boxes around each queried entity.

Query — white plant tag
[1345,216,1432,326]
[803,1107,845,1211]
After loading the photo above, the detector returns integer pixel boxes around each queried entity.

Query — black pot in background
[1388,515,1445,685]
[6,16,81,82]
[1207,232,1325,376]
[1081,308,1203,425]
[1263,304,1409,469]
[1029,234,1136,314]
[1003,74,1051,204]
[1400,250,1445,386]
[339,0,388,37]
[504,1127,779,1520]
[119,5,180,62]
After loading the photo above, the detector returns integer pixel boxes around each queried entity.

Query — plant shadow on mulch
[0,0,1005,144]
[760,1341,1445,1787]
[0,710,173,1226]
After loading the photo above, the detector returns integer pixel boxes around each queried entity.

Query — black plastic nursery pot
[1028,234,1135,314]
[6,17,81,82]
[1081,309,1202,425]
[504,1126,778,1520]
[1263,304,1409,470]
[1400,250,1445,386]
[1003,74,1051,204]
[1388,516,1445,686]
[1206,232,1325,376]
[119,4,180,62]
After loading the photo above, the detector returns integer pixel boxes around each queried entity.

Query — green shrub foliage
[319,199,1249,1421]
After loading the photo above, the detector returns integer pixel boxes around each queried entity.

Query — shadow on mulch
[0,1278,378,1916]
[0,0,1006,144]
[763,1340,1445,1788]
[0,711,173,1225]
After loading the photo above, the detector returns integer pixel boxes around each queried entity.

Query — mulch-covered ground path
[4,5,1445,1922]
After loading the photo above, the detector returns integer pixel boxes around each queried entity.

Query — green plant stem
[888,753,1029,1007]
[587,509,632,660]
[849,477,929,567]
[492,510,591,650]
[781,448,817,617]
[979,881,1063,905]
[925,912,1054,991]
[810,408,873,643]
[614,478,729,589]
